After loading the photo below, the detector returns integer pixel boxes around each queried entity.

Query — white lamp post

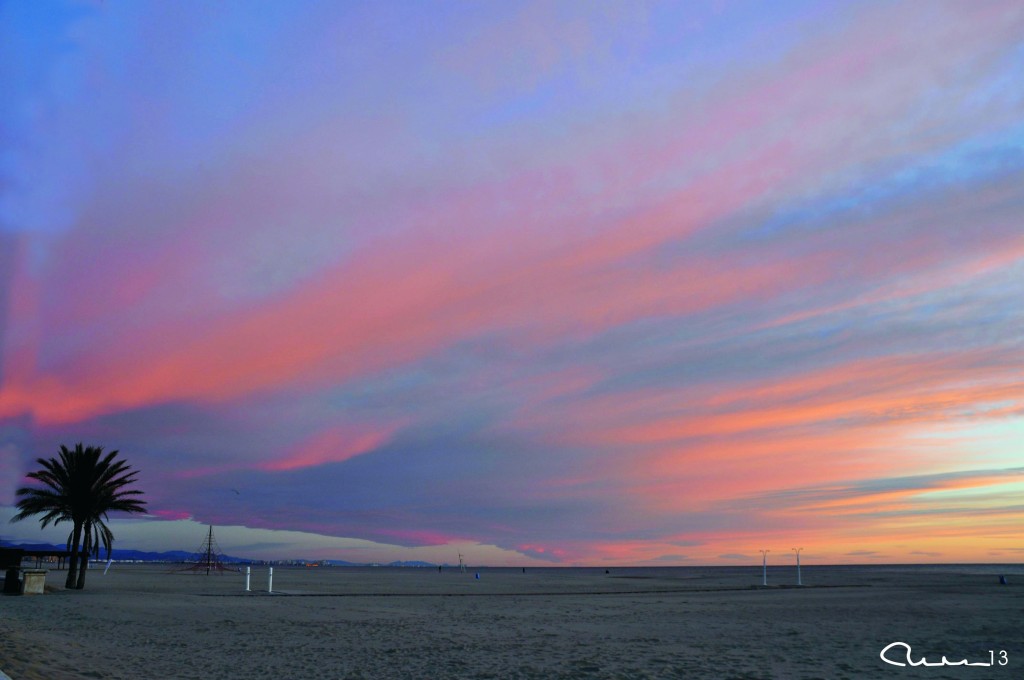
[792,547,803,586]
[759,549,770,586]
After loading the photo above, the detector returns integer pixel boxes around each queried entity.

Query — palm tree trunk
[65,521,83,589]
[76,521,92,590]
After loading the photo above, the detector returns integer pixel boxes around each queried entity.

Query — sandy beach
[0,564,1020,679]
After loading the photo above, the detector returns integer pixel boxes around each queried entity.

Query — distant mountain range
[1,541,436,567]
[3,541,247,563]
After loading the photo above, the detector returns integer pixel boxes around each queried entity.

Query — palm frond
[12,442,147,558]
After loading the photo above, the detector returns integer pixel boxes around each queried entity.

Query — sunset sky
[2,1,1023,566]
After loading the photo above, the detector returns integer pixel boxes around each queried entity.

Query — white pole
[792,548,803,586]
[760,549,769,586]
[268,567,273,593]
[245,566,251,591]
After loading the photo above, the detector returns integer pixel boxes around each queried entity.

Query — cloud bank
[1,1,1022,564]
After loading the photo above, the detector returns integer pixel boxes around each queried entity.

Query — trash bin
[1,549,25,595]
[3,568,21,595]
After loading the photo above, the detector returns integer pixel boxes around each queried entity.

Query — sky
[1,1,1022,567]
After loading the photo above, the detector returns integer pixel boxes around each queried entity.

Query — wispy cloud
[1,1,1022,564]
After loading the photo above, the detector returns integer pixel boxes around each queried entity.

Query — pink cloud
[258,424,397,472]
[5,0,1021,429]
[371,527,464,547]
[149,508,192,521]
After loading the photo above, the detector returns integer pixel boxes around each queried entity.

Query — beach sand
[0,564,1020,679]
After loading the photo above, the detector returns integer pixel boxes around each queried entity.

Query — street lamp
[792,547,803,586]
[759,549,770,586]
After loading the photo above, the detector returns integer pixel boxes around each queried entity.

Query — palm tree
[11,443,146,589]
[74,477,133,589]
